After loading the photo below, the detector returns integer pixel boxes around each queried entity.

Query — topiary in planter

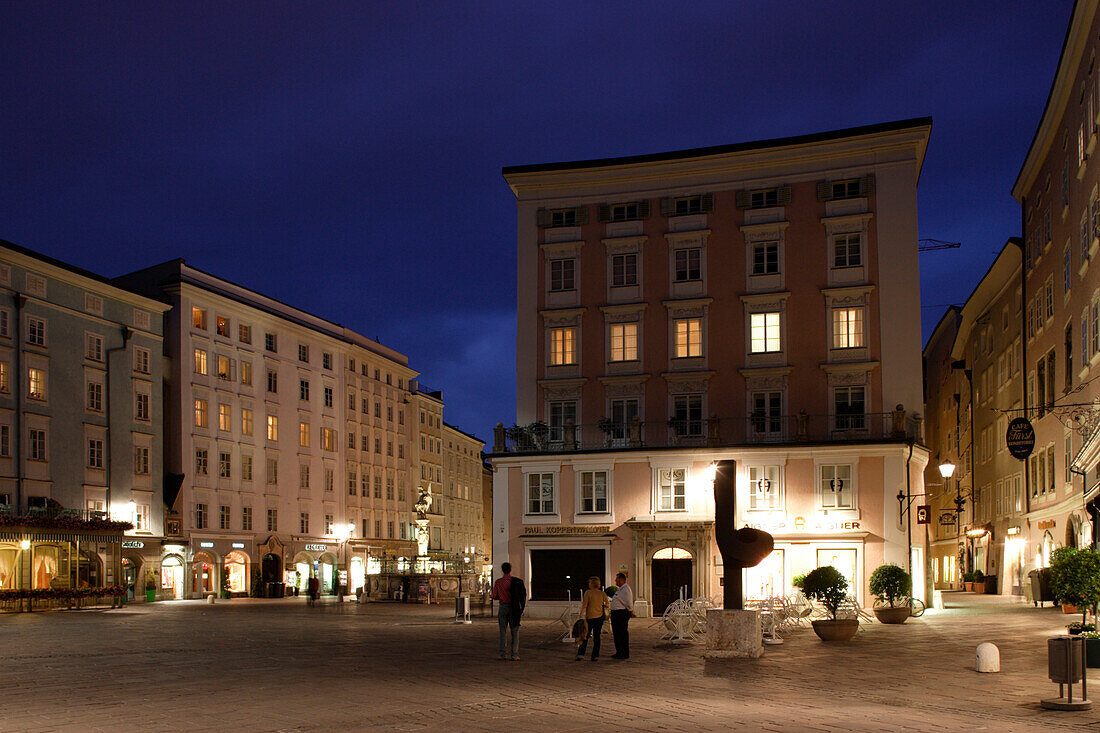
[869,564,912,624]
[802,566,857,641]
[1050,547,1100,626]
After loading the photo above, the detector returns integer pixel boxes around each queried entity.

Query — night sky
[0,1,1075,441]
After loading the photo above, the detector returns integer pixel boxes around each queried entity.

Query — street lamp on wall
[938,462,956,480]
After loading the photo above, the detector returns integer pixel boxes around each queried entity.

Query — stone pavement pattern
[0,593,1097,732]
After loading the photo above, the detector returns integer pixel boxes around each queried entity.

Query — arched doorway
[1040,531,1055,568]
[121,557,139,600]
[349,556,365,595]
[651,547,693,615]
[191,552,217,596]
[318,553,337,594]
[1067,514,1083,549]
[224,551,249,595]
[291,552,313,593]
[161,555,184,599]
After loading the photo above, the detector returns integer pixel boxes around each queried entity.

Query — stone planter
[811,619,859,641]
[873,606,911,624]
[971,581,985,594]
[145,588,156,602]
[1087,638,1100,668]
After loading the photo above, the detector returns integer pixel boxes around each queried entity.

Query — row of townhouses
[490,119,932,617]
[0,241,490,600]
[923,0,1100,598]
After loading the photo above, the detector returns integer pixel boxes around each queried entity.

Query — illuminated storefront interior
[224,551,248,594]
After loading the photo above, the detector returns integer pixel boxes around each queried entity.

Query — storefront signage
[199,541,214,548]
[743,516,860,533]
[121,540,145,549]
[939,512,957,527]
[305,543,329,551]
[231,542,245,549]
[1038,519,1057,530]
[1006,417,1035,460]
[916,506,931,525]
[522,525,610,535]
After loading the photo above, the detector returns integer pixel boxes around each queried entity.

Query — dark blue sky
[0,1,1075,440]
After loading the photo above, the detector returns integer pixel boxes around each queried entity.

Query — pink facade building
[492,120,932,617]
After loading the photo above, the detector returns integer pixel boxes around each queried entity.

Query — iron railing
[492,408,922,454]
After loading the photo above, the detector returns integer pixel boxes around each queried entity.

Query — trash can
[1049,636,1084,684]
[454,595,471,624]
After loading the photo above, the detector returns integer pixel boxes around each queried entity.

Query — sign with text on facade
[916,506,931,525]
[742,516,861,533]
[522,525,611,535]
[121,540,145,549]
[1006,417,1035,460]
[305,544,329,551]
[1037,519,1057,530]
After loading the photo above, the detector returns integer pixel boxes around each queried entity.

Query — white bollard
[206,594,216,605]
[975,642,1000,673]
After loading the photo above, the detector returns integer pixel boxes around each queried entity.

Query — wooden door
[652,558,692,614]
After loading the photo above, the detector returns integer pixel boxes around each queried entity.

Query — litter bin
[1042,635,1091,710]
[454,595,471,624]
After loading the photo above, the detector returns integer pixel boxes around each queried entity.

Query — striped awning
[0,529,125,543]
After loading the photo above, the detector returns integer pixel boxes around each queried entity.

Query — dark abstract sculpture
[713,459,774,609]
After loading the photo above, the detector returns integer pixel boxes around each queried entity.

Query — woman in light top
[575,576,610,662]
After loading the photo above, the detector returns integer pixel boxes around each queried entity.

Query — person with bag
[492,562,525,661]
[609,571,635,659]
[574,576,609,662]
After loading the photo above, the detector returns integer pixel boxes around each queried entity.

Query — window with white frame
[26,317,45,346]
[820,464,854,509]
[750,391,782,436]
[833,234,862,268]
[133,346,150,374]
[548,400,577,442]
[751,241,779,275]
[85,333,103,361]
[550,259,575,292]
[609,322,638,362]
[549,327,577,366]
[834,386,866,430]
[526,473,555,514]
[674,318,702,358]
[134,445,150,475]
[579,471,608,513]
[832,308,865,349]
[750,312,780,353]
[749,465,782,510]
[674,248,701,282]
[656,468,686,511]
[672,395,703,436]
[611,254,638,287]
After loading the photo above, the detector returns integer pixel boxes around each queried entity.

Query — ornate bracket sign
[916,506,931,525]
[1006,417,1035,460]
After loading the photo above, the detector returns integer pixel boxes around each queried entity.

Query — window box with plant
[802,565,857,641]
[869,563,912,624]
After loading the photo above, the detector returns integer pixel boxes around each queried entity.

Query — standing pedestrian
[575,576,609,662]
[609,571,634,659]
[307,575,319,607]
[492,562,525,661]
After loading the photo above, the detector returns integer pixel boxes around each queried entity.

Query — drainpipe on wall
[104,326,132,518]
[12,294,24,512]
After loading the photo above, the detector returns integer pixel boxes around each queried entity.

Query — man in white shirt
[609,571,634,659]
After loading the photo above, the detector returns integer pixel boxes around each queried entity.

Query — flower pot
[811,619,859,641]
[1062,603,1079,614]
[972,582,985,594]
[873,606,911,624]
[963,582,973,592]
[145,588,156,602]
[1087,638,1100,669]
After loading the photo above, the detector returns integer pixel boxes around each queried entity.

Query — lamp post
[938,461,959,586]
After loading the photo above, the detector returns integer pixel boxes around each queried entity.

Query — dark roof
[443,421,485,445]
[0,237,163,303]
[502,117,933,176]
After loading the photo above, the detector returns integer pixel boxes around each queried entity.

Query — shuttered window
[597,200,650,222]
[735,185,792,209]
[816,175,875,201]
[536,207,588,227]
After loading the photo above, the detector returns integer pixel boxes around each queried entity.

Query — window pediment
[602,235,647,254]
[541,241,584,259]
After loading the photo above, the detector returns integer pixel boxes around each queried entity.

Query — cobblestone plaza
[0,595,1095,732]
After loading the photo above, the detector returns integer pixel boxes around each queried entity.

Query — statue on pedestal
[414,484,433,519]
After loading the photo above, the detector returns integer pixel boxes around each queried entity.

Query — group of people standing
[491,565,635,662]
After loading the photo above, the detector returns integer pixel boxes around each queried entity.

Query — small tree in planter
[961,570,975,591]
[869,564,912,624]
[1050,546,1100,623]
[802,566,856,641]
[972,569,986,594]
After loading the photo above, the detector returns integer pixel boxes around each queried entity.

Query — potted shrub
[791,574,806,591]
[220,568,231,599]
[1050,546,1100,622]
[869,564,912,624]
[802,566,857,641]
[971,570,986,595]
[1081,631,1100,669]
[144,570,158,602]
[1067,621,1096,635]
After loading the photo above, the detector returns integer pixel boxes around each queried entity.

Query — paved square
[0,594,1096,732]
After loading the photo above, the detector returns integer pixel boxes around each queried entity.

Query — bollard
[206,594,216,605]
[975,643,999,672]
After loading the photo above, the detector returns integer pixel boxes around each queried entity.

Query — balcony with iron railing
[491,406,923,454]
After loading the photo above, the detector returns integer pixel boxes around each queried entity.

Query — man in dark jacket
[491,562,525,660]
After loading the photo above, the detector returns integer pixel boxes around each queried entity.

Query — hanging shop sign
[305,544,329,551]
[916,506,931,525]
[1006,417,1036,460]
[121,540,145,549]
[939,512,957,527]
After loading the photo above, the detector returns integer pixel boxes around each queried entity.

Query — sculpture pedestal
[704,609,763,659]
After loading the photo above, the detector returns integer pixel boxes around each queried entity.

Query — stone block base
[704,609,763,659]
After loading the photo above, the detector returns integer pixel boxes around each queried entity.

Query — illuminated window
[218,404,231,432]
[266,415,278,441]
[609,323,638,362]
[820,464,854,509]
[674,318,702,358]
[216,316,230,337]
[217,355,232,380]
[28,367,45,399]
[241,408,253,436]
[549,327,577,366]
[193,349,207,375]
[322,428,336,451]
[299,422,310,447]
[750,313,780,353]
[193,398,208,428]
[191,307,206,330]
[748,465,781,510]
[832,308,864,349]
[240,361,252,385]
